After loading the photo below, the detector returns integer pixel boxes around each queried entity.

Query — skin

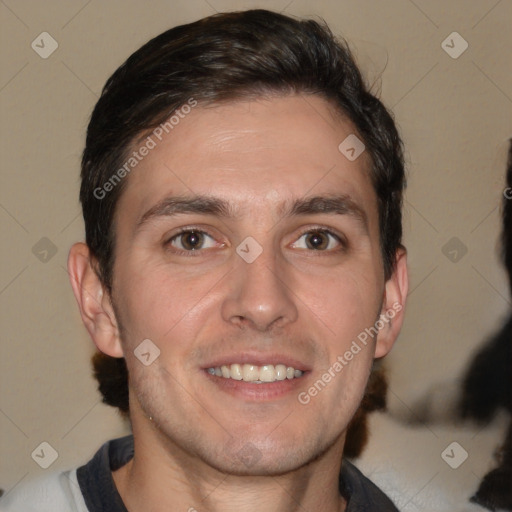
[68,94,408,512]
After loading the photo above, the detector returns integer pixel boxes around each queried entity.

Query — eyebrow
[285,195,368,230]
[136,193,368,233]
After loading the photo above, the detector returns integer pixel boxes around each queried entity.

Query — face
[82,94,405,476]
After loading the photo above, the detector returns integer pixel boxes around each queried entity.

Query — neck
[113,420,347,512]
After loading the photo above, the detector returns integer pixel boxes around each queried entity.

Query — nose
[220,245,298,332]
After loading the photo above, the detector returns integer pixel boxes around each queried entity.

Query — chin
[203,428,340,477]
[206,446,313,477]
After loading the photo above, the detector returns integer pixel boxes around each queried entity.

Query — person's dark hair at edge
[81,9,406,415]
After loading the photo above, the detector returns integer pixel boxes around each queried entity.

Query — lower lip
[203,370,309,401]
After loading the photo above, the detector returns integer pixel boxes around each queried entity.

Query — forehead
[115,94,377,227]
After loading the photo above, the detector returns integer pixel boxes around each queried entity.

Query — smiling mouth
[206,363,304,383]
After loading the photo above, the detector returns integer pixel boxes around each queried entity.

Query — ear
[67,242,124,358]
[374,247,408,358]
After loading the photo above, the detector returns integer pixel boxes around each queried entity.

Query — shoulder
[0,469,88,512]
[340,459,399,512]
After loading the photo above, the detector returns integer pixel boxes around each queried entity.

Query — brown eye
[292,229,343,251]
[169,230,215,251]
[305,231,329,250]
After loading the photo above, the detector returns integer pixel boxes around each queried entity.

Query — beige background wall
[1,0,511,507]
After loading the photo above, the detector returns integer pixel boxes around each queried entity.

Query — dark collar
[77,435,398,512]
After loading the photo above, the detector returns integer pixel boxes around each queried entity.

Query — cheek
[300,265,381,343]
[114,259,223,349]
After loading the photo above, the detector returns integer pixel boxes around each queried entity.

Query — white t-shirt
[0,469,88,511]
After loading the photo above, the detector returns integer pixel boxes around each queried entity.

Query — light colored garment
[0,469,88,512]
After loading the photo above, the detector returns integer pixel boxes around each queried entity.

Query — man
[1,9,408,511]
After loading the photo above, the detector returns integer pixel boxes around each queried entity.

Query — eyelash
[164,225,347,257]
[164,227,221,257]
[293,227,347,254]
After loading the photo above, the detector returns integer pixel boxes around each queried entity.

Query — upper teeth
[207,364,303,383]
